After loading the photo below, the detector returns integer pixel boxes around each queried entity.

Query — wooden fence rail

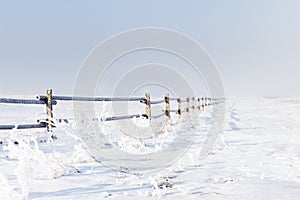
[0,89,225,132]
[0,123,47,130]
[0,98,57,105]
[37,95,145,103]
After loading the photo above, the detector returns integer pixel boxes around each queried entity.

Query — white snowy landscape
[2,0,300,199]
[1,97,300,200]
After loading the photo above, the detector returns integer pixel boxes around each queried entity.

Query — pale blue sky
[0,0,299,96]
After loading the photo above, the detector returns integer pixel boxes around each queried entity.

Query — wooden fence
[0,89,224,132]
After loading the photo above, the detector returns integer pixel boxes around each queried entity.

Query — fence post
[186,97,190,113]
[177,98,181,119]
[165,93,170,122]
[191,97,195,111]
[46,89,53,132]
[145,93,151,119]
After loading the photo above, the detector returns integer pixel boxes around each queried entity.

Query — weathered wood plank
[0,98,57,105]
[0,123,46,130]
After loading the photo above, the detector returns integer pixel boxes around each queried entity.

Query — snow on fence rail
[0,89,224,132]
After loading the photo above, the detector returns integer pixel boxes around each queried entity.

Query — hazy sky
[0,0,299,97]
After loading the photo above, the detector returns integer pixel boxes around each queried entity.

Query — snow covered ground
[1,97,300,200]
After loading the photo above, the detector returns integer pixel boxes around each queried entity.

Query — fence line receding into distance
[0,89,225,132]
